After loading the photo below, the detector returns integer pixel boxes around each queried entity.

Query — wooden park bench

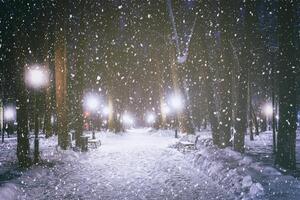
[88,138,101,149]
[178,135,200,151]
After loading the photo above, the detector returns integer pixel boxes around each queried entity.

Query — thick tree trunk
[16,65,31,167]
[218,0,235,148]
[275,0,297,169]
[55,37,69,149]
[74,1,87,148]
[233,0,257,152]
[44,83,52,138]
[233,42,248,153]
[249,80,254,141]
[54,0,69,149]
[200,38,220,145]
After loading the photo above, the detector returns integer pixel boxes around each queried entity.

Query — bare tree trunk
[16,64,31,167]
[54,1,69,149]
[44,78,52,138]
[55,35,69,149]
[249,79,254,141]
[200,38,220,145]
[218,0,235,148]
[275,0,297,170]
[272,71,276,154]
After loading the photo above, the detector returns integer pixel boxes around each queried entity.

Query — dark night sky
[0,0,299,114]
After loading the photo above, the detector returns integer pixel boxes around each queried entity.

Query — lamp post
[263,103,273,131]
[121,113,134,129]
[84,93,100,139]
[25,65,49,163]
[4,106,16,139]
[146,112,156,127]
[102,105,111,130]
[169,94,184,138]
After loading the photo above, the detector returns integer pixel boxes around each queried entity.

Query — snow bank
[0,183,19,200]
[179,132,300,200]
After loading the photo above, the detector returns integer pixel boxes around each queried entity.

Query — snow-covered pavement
[4,129,234,200]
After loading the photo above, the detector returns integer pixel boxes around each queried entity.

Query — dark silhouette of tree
[275,0,297,170]
[233,0,258,153]
[218,0,235,148]
[54,0,69,149]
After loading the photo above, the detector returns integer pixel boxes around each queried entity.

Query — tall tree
[15,2,31,167]
[73,0,90,148]
[218,0,235,148]
[55,0,69,149]
[233,0,257,153]
[275,0,297,169]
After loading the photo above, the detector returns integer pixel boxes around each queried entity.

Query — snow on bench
[88,138,101,149]
[179,141,194,146]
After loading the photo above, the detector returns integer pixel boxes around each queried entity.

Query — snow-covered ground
[1,128,300,200]
[1,129,234,200]
[183,130,300,200]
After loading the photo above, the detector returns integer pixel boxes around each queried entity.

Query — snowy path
[16,129,234,200]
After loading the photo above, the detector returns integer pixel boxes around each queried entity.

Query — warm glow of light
[4,107,16,121]
[122,113,134,125]
[169,94,184,111]
[51,115,55,124]
[161,103,170,115]
[84,94,100,112]
[102,106,112,116]
[263,104,273,116]
[146,113,156,124]
[25,65,49,89]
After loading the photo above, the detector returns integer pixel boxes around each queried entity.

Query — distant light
[122,113,134,125]
[169,94,184,111]
[263,104,273,116]
[4,107,16,121]
[146,113,156,124]
[102,106,111,116]
[51,115,55,124]
[25,65,49,89]
[84,94,100,112]
[162,104,170,115]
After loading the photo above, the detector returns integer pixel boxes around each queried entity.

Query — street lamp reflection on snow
[25,65,49,164]
[84,94,100,139]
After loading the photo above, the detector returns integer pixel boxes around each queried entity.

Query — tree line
[1,0,299,170]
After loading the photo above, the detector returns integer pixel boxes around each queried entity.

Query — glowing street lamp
[4,106,16,121]
[84,93,100,139]
[169,93,184,138]
[102,105,111,117]
[263,104,273,116]
[161,104,170,116]
[3,106,16,138]
[25,65,49,89]
[25,65,49,164]
[84,94,100,112]
[263,103,273,131]
[146,112,156,125]
[122,113,134,127]
[170,94,184,111]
